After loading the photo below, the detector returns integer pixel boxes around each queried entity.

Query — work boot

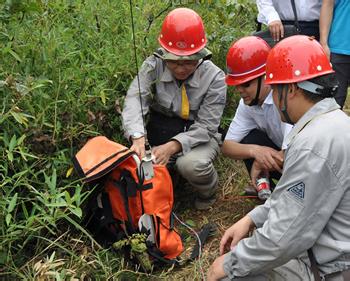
[194,194,216,211]
[243,184,258,196]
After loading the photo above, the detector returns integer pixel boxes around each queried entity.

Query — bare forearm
[222,140,258,160]
[319,0,335,46]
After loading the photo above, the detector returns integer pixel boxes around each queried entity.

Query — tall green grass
[0,0,256,279]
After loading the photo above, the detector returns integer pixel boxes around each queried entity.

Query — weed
[0,0,257,279]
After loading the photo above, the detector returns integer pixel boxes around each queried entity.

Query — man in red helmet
[208,35,350,280]
[222,36,292,196]
[122,8,227,210]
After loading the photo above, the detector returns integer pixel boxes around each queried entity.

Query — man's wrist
[167,140,182,155]
[130,132,144,141]
[248,145,257,159]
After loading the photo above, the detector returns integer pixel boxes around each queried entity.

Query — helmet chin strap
[277,85,294,125]
[249,77,262,106]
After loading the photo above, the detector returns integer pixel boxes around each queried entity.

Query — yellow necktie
[181,84,189,119]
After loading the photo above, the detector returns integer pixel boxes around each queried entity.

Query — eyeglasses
[166,60,199,70]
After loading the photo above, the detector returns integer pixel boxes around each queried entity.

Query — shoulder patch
[287,182,305,200]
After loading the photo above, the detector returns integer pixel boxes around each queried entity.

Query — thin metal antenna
[129,0,147,136]
[129,0,153,180]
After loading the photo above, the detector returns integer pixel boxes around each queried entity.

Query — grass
[4,1,347,280]
[0,0,258,279]
[167,156,258,280]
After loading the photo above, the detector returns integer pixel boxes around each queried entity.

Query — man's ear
[288,83,300,99]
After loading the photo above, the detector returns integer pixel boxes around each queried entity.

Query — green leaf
[185,219,196,227]
[18,147,28,161]
[45,169,57,193]
[7,192,18,213]
[100,90,106,105]
[8,49,22,62]
[7,151,13,162]
[21,201,29,219]
[69,207,82,218]
[8,135,17,152]
[10,111,28,125]
[17,134,26,145]
[46,202,68,208]
[49,251,56,262]
[64,191,71,205]
[5,214,12,226]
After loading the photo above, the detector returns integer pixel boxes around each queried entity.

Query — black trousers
[282,20,319,41]
[240,129,282,188]
[331,53,350,109]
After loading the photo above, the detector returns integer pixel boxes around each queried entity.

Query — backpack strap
[85,192,126,247]
[111,169,154,234]
[111,173,135,234]
[146,244,179,266]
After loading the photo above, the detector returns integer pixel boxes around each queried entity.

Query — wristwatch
[131,132,144,140]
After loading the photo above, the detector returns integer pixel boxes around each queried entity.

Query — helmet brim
[225,73,265,86]
[157,47,212,61]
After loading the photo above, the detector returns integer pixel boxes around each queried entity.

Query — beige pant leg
[220,258,315,281]
[175,138,219,198]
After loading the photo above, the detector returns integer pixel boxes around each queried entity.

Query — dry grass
[165,156,260,281]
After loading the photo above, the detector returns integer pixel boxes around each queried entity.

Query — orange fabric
[75,136,183,260]
[105,161,184,259]
[75,136,131,182]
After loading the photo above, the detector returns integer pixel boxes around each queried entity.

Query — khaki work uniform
[222,98,350,280]
[122,55,227,198]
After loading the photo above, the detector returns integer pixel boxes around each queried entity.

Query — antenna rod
[129,0,153,180]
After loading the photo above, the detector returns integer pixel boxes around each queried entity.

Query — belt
[324,269,350,281]
[282,20,319,26]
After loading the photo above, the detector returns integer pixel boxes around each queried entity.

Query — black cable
[128,0,148,145]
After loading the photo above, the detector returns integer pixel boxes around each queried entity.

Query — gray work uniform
[222,98,350,280]
[122,55,227,197]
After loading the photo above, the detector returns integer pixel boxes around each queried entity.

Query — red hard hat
[158,8,207,56]
[265,35,334,85]
[226,36,271,86]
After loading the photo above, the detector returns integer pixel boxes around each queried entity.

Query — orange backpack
[73,136,183,263]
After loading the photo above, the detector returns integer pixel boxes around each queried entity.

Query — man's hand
[268,20,284,42]
[219,215,255,255]
[250,160,268,188]
[251,146,283,172]
[321,42,331,61]
[130,137,146,159]
[152,140,181,165]
[207,255,227,281]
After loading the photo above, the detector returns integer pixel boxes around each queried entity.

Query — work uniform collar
[262,91,274,107]
[160,63,201,88]
[253,90,273,110]
[283,98,340,148]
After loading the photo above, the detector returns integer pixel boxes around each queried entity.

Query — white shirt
[225,92,292,149]
[256,0,322,25]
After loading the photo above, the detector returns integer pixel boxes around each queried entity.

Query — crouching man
[223,36,292,195]
[122,8,227,210]
[208,35,350,280]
